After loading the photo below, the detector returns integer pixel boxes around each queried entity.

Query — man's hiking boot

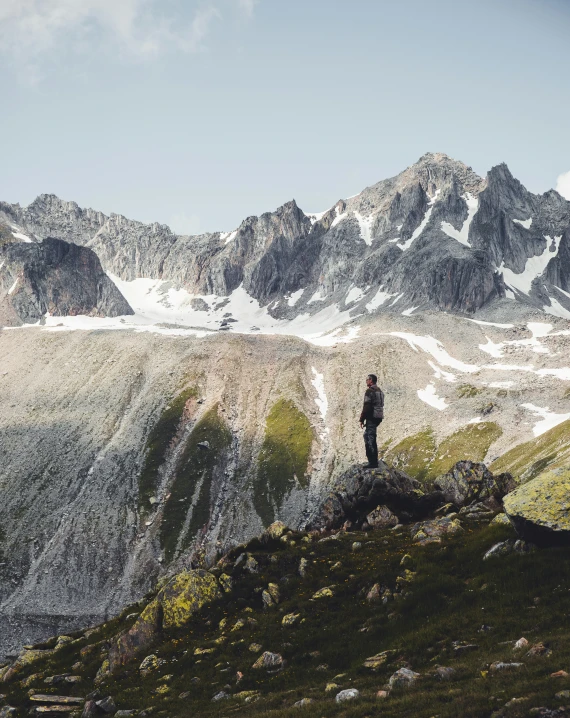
[362,463,379,469]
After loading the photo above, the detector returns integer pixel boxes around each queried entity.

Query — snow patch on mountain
[417,382,448,410]
[397,189,440,251]
[311,368,328,420]
[440,193,478,247]
[365,288,394,312]
[500,235,562,295]
[287,288,304,307]
[513,217,533,229]
[354,212,374,245]
[521,403,570,437]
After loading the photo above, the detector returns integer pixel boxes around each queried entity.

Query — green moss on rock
[138,386,198,512]
[253,399,313,527]
[504,467,570,545]
[160,404,232,561]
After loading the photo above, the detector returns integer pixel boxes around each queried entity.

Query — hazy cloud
[0,0,226,72]
[557,171,570,200]
[236,0,258,17]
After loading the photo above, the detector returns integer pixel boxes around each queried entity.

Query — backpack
[373,387,384,420]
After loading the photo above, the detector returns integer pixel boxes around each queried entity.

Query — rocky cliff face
[2,153,570,318]
[0,237,133,325]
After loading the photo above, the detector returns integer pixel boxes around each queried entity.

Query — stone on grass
[282,613,300,627]
[551,670,569,678]
[293,698,314,708]
[252,652,284,670]
[212,691,230,702]
[364,651,393,670]
[484,539,535,560]
[325,683,339,693]
[95,697,116,714]
[555,690,570,699]
[244,554,259,573]
[410,517,463,545]
[248,643,262,653]
[312,586,334,599]
[0,708,16,718]
[514,638,529,650]
[377,690,389,699]
[491,513,512,526]
[527,643,552,657]
[298,558,309,577]
[490,662,524,671]
[115,711,137,717]
[389,667,420,688]
[367,505,398,529]
[366,584,382,603]
[435,666,456,680]
[335,689,360,703]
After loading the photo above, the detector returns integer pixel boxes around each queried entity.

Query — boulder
[483,539,535,559]
[389,667,421,688]
[108,570,221,671]
[434,461,516,507]
[308,462,445,531]
[504,468,570,546]
[410,517,463,545]
[335,689,360,703]
[366,505,399,529]
[252,652,284,670]
[1,650,54,683]
[263,521,288,540]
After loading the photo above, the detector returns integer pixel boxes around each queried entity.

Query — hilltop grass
[6,520,570,718]
[491,418,570,482]
[429,422,503,479]
[138,386,198,514]
[456,384,483,399]
[385,423,502,483]
[254,399,313,527]
[160,404,232,562]
[384,429,436,481]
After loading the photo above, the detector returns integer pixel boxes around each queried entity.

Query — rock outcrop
[307,462,445,531]
[0,237,132,325]
[108,570,221,671]
[504,467,570,546]
[433,461,517,507]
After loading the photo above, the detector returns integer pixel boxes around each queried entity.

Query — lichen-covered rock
[282,613,300,627]
[366,584,382,603]
[263,521,288,540]
[219,574,233,593]
[312,586,334,599]
[366,505,399,529]
[363,651,393,670]
[108,570,221,671]
[410,517,463,545]
[504,468,570,545]
[298,558,309,577]
[139,655,161,676]
[483,539,535,560]
[252,651,284,670]
[389,667,421,687]
[491,513,512,526]
[1,650,54,683]
[434,461,516,507]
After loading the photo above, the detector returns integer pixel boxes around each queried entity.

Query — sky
[0,0,569,235]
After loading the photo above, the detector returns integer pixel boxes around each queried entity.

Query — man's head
[366,374,377,387]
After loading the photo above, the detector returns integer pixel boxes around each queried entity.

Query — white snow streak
[543,296,570,319]
[397,189,440,251]
[345,287,364,304]
[513,217,533,229]
[440,193,478,247]
[521,403,570,437]
[388,332,479,373]
[8,278,18,294]
[287,288,304,307]
[500,235,562,295]
[428,361,456,383]
[402,306,419,316]
[308,289,326,304]
[417,383,448,411]
[354,212,374,245]
[220,230,237,245]
[365,288,395,312]
[311,368,328,419]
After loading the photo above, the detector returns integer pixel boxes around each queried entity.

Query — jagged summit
[0,152,569,320]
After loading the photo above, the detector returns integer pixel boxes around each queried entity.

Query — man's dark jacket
[360,384,384,423]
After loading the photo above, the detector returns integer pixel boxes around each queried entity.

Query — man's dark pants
[364,418,382,466]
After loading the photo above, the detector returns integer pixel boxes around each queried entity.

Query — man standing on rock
[359,374,384,469]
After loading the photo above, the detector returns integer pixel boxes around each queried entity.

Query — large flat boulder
[504,468,570,546]
[434,461,516,507]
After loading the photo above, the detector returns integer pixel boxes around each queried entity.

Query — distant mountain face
[0,236,133,325]
[1,152,570,320]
